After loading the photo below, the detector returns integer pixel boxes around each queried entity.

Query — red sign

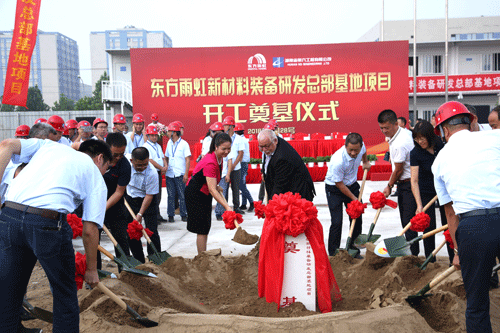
[409,74,500,94]
[130,42,409,146]
[2,0,41,108]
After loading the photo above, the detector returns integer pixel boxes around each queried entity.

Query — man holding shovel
[325,133,370,256]
[432,101,500,333]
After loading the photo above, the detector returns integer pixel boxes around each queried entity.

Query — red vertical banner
[1,0,42,108]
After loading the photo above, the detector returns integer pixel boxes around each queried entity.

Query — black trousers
[97,202,130,270]
[125,194,161,263]
[325,182,363,256]
[397,181,420,256]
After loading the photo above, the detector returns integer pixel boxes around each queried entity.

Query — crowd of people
[1,101,499,332]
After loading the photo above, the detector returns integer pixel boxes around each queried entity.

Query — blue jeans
[166,176,187,217]
[215,170,241,216]
[456,211,500,333]
[239,162,254,206]
[0,207,79,333]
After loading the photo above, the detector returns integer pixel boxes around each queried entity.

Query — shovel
[124,199,172,265]
[406,266,457,306]
[98,269,117,279]
[101,224,144,269]
[355,207,382,246]
[336,169,368,257]
[96,282,158,327]
[22,299,53,324]
[98,245,157,278]
[417,239,447,270]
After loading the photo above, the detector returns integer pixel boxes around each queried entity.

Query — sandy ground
[22,181,500,332]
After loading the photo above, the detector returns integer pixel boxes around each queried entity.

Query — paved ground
[74,181,450,260]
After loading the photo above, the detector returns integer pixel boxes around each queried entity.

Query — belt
[397,178,411,184]
[458,207,500,219]
[2,201,66,221]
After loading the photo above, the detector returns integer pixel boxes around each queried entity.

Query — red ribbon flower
[346,200,367,220]
[254,201,266,219]
[369,191,398,210]
[127,220,144,240]
[410,212,430,232]
[75,252,87,290]
[67,213,83,239]
[222,211,243,230]
[145,228,154,238]
[443,229,454,249]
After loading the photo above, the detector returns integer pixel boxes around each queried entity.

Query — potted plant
[316,156,327,167]
[249,158,262,169]
[367,154,377,165]
[301,157,315,167]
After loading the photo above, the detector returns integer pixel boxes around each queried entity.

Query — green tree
[74,71,109,110]
[0,97,17,111]
[53,93,75,111]
[17,85,50,111]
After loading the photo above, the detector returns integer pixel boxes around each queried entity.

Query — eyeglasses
[259,142,274,149]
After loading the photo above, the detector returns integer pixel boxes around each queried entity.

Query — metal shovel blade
[126,304,158,327]
[113,256,157,278]
[382,235,412,257]
[23,299,53,324]
[406,293,432,306]
[147,242,171,266]
[355,233,381,246]
[98,269,117,279]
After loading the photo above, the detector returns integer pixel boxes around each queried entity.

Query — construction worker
[432,101,500,333]
[47,115,72,146]
[71,121,93,150]
[65,119,79,142]
[15,125,30,139]
[235,123,254,212]
[128,113,146,152]
[112,113,133,154]
[148,113,164,127]
[201,121,224,159]
[92,118,108,141]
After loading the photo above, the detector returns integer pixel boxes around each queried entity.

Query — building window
[422,55,442,74]
[482,53,500,72]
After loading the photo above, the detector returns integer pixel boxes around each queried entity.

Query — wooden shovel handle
[431,239,447,257]
[422,224,448,239]
[429,265,457,289]
[398,223,412,236]
[348,169,368,238]
[398,195,439,236]
[98,244,114,260]
[102,225,119,248]
[97,282,127,311]
[123,199,153,244]
[372,208,382,226]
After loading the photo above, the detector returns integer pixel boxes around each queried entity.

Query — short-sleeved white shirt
[58,136,72,146]
[127,163,159,198]
[201,136,212,156]
[325,144,366,186]
[432,130,500,214]
[7,139,107,226]
[143,141,164,167]
[240,135,251,163]
[388,127,414,181]
[227,133,245,171]
[165,138,191,178]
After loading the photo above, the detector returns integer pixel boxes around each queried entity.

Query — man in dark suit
[258,129,315,202]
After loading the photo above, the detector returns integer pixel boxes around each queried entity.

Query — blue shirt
[127,163,159,198]
[7,139,107,226]
[432,130,500,214]
[165,138,191,178]
[325,144,366,186]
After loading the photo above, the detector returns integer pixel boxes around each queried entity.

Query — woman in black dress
[185,133,233,254]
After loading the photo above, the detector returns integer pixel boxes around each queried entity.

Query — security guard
[432,101,500,333]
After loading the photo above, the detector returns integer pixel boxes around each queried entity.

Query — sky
[1,0,499,85]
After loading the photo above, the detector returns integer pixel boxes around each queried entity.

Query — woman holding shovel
[185,133,233,254]
[410,120,453,264]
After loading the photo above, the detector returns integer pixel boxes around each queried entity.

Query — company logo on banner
[409,73,500,93]
[130,42,409,146]
[1,0,42,108]
[248,53,267,70]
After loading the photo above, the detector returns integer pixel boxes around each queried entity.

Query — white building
[357,16,500,124]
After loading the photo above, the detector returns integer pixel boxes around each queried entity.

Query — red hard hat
[174,120,184,129]
[264,123,274,130]
[146,125,159,135]
[222,116,235,126]
[434,101,474,135]
[113,114,126,124]
[93,118,108,127]
[234,123,244,131]
[34,118,47,124]
[209,121,223,131]
[268,119,278,127]
[133,113,145,123]
[66,119,78,129]
[167,122,180,131]
[15,125,30,137]
[48,115,65,132]
[78,120,91,128]
[151,113,159,121]
[63,125,69,136]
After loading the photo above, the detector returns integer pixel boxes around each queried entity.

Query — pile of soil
[23,244,500,332]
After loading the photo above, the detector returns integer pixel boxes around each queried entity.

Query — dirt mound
[22,243,500,333]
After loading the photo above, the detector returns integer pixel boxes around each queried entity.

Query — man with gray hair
[29,122,58,140]
[258,129,315,202]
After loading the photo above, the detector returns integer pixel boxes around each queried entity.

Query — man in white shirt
[112,113,133,154]
[378,109,418,255]
[147,113,164,128]
[47,115,72,146]
[325,133,370,256]
[215,116,246,220]
[0,139,110,333]
[432,101,500,333]
[92,118,108,141]
[165,122,191,222]
[235,123,255,212]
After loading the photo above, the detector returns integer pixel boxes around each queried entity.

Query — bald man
[489,106,500,130]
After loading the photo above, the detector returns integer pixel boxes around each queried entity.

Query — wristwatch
[387,183,394,189]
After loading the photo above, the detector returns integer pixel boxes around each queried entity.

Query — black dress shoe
[234,208,246,215]
[157,216,167,222]
[216,215,223,221]
[239,205,247,210]
[247,202,254,212]
[168,216,175,223]
[181,216,188,222]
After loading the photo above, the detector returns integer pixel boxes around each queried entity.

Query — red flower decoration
[223,211,243,230]
[410,212,430,232]
[67,213,83,239]
[444,230,454,249]
[346,200,367,220]
[254,201,266,219]
[264,192,317,237]
[127,220,144,240]
[75,252,87,290]
[145,228,154,238]
[369,191,398,210]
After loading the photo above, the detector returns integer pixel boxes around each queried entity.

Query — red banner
[130,42,409,146]
[1,0,41,108]
[409,74,500,94]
